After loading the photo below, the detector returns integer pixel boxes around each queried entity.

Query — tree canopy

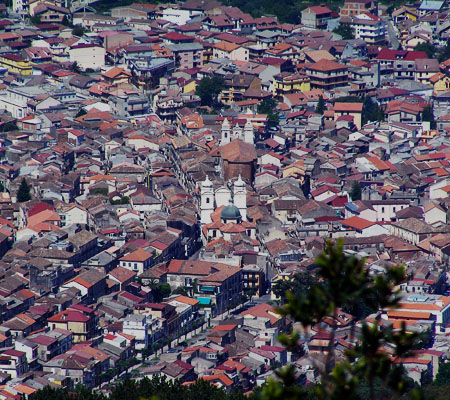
[195,76,225,107]
[17,178,31,202]
[258,98,279,127]
[333,24,355,40]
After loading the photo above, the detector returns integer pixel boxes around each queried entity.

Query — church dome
[221,200,241,221]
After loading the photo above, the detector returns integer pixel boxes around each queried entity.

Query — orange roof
[120,248,153,262]
[171,295,199,306]
[14,385,37,395]
[214,40,240,52]
[27,209,61,227]
[307,59,347,72]
[342,216,375,230]
[334,102,363,112]
[201,374,234,387]
[387,310,431,319]
[102,67,131,79]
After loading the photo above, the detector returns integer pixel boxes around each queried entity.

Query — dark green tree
[0,182,4,192]
[1,121,18,132]
[17,178,31,202]
[72,26,86,37]
[262,240,419,400]
[333,24,355,40]
[257,98,279,127]
[172,286,190,296]
[151,282,171,302]
[438,39,450,62]
[30,15,41,25]
[415,42,436,58]
[350,181,362,201]
[434,362,450,386]
[71,61,81,74]
[363,96,384,124]
[195,76,225,107]
[422,105,436,129]
[272,272,318,303]
[315,95,326,115]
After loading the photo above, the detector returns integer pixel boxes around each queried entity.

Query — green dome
[221,201,241,220]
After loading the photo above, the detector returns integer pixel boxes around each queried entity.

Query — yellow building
[0,54,32,75]
[273,72,310,100]
[183,79,196,94]
[430,72,450,93]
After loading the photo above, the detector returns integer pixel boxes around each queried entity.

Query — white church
[221,118,254,145]
[199,175,256,243]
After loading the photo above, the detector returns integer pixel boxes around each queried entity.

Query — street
[384,17,400,50]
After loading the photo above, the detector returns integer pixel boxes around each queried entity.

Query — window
[381,207,385,213]
[206,197,210,203]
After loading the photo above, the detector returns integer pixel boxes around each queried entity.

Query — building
[220,140,258,183]
[340,0,378,16]
[301,6,333,29]
[200,174,248,224]
[220,118,254,145]
[119,248,154,274]
[69,44,106,71]
[273,72,310,100]
[167,43,203,69]
[0,54,32,75]
[351,13,386,45]
[305,59,348,90]
[122,314,150,350]
[166,260,242,314]
[333,102,363,129]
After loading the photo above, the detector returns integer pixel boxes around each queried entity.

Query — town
[0,0,449,397]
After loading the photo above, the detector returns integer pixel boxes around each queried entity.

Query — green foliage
[0,182,4,192]
[333,24,354,40]
[61,15,73,27]
[267,239,420,400]
[334,96,363,104]
[438,39,450,62]
[421,105,436,129]
[30,15,41,25]
[33,375,250,400]
[71,61,81,73]
[362,96,384,124]
[17,178,31,202]
[350,181,361,201]
[272,272,318,303]
[415,42,436,59]
[173,286,190,296]
[196,76,225,107]
[72,26,86,37]
[92,187,108,196]
[433,362,450,386]
[75,108,87,118]
[257,98,279,127]
[151,282,171,302]
[0,121,18,132]
[315,95,326,115]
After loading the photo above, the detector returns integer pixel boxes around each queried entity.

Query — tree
[272,272,318,303]
[315,95,326,115]
[261,240,419,400]
[434,362,450,386]
[1,121,18,132]
[195,75,225,107]
[422,105,436,129]
[150,282,171,302]
[333,24,354,40]
[438,39,450,62]
[173,286,190,296]
[362,96,384,124]
[0,182,4,192]
[30,15,41,25]
[17,178,31,202]
[350,181,361,201]
[72,26,86,37]
[415,42,436,59]
[71,61,81,74]
[75,108,87,118]
[257,98,279,127]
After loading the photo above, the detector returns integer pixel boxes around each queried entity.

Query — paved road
[385,18,400,50]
